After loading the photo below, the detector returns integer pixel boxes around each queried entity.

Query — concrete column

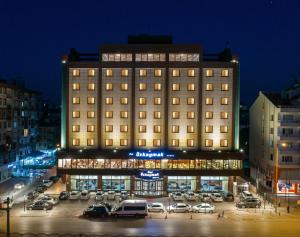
[228,176,234,193]
[163,176,168,196]
[97,175,102,190]
[66,175,71,191]
[130,175,135,195]
[196,176,201,191]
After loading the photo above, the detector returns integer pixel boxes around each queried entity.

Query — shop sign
[139,170,161,180]
[277,181,296,194]
[129,151,174,159]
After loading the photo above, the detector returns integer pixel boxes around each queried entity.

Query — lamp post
[168,193,171,213]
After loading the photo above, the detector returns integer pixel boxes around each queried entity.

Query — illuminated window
[187,111,195,119]
[187,97,195,105]
[205,139,213,147]
[172,125,179,133]
[153,139,161,147]
[172,111,180,119]
[172,83,180,91]
[72,139,80,146]
[154,97,161,105]
[72,111,80,118]
[205,125,213,133]
[172,69,180,77]
[139,83,147,91]
[105,83,113,91]
[154,111,161,119]
[87,97,95,104]
[120,97,128,105]
[139,69,147,77]
[88,83,95,91]
[187,83,195,91]
[221,97,229,105]
[220,125,228,133]
[206,83,213,91]
[172,97,180,105]
[87,125,95,132]
[138,139,146,146]
[105,97,113,105]
[88,69,95,77]
[221,83,229,91]
[120,125,128,132]
[171,139,179,147]
[105,125,113,132]
[153,125,161,133]
[24,128,28,137]
[120,83,128,91]
[105,139,113,146]
[72,125,80,132]
[187,125,195,133]
[205,69,213,77]
[205,111,213,119]
[154,69,162,77]
[220,112,228,119]
[220,139,228,147]
[72,69,80,77]
[72,83,80,90]
[139,97,146,105]
[105,111,113,118]
[106,69,113,77]
[205,97,213,105]
[120,111,128,118]
[120,139,128,146]
[138,125,147,133]
[87,111,95,118]
[187,139,195,147]
[188,69,195,77]
[154,83,162,91]
[121,69,129,77]
[72,97,80,104]
[87,139,95,146]
[139,111,147,119]
[221,69,229,77]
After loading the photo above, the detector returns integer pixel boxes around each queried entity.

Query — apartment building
[59,35,243,196]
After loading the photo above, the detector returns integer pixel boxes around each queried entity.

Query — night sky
[1,0,300,105]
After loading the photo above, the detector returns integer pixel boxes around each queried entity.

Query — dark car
[83,204,109,218]
[27,201,53,210]
[222,192,234,202]
[27,191,39,200]
[236,198,261,208]
[35,185,47,193]
[59,191,70,200]
[49,176,60,183]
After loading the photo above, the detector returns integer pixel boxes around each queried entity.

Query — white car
[107,191,116,200]
[147,202,165,212]
[199,193,211,202]
[185,192,198,201]
[42,180,53,188]
[192,203,215,213]
[172,192,184,201]
[39,195,59,205]
[167,203,191,213]
[211,193,223,202]
[69,191,80,200]
[80,190,90,200]
[14,183,24,190]
[95,190,104,201]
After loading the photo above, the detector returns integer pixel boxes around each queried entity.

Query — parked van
[111,200,147,217]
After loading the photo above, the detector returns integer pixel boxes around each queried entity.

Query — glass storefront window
[200,176,228,192]
[111,159,122,169]
[167,176,196,192]
[70,175,98,191]
[102,175,130,191]
[94,159,104,168]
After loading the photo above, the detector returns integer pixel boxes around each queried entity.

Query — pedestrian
[287,205,290,213]
[217,213,221,219]
[222,210,224,217]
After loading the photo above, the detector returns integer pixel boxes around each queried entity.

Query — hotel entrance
[134,178,164,196]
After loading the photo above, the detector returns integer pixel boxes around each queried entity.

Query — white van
[111,200,147,217]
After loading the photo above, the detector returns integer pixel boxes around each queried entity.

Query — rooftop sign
[128,151,174,159]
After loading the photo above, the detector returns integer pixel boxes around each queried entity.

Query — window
[120,97,128,105]
[205,139,213,147]
[220,139,228,147]
[72,139,80,146]
[154,69,162,77]
[270,128,274,134]
[154,83,162,91]
[205,125,213,133]
[72,69,80,77]
[187,97,195,105]
[105,125,113,132]
[136,54,165,62]
[172,83,180,91]
[172,111,180,119]
[72,83,80,90]
[105,97,113,105]
[221,69,229,77]
[120,111,128,118]
[88,69,95,77]
[153,125,161,133]
[154,111,161,119]
[139,97,146,105]
[154,97,161,105]
[169,53,199,62]
[188,69,195,77]
[205,69,213,77]
[220,125,228,133]
[187,125,195,133]
[106,69,113,77]
[120,125,128,132]
[105,139,113,146]
[187,83,195,91]
[139,83,147,91]
[171,139,179,147]
[187,139,195,147]
[72,97,80,104]
[138,139,146,146]
[221,97,229,105]
[221,83,229,91]
[138,125,147,133]
[121,69,129,77]
[87,97,95,104]
[153,139,161,147]
[105,83,113,91]
[220,112,228,119]
[87,139,95,146]
[187,111,195,119]
[105,111,113,118]
[172,69,180,77]
[87,111,95,118]
[205,97,213,105]
[88,83,95,91]
[139,111,147,119]
[120,83,128,91]
[172,97,180,105]
[72,111,80,118]
[120,139,128,146]
[139,69,147,77]
[205,83,213,91]
[87,125,95,132]
[72,125,80,132]
[172,125,179,133]
[282,156,293,162]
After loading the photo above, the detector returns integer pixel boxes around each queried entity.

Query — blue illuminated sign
[138,170,161,180]
[129,151,174,159]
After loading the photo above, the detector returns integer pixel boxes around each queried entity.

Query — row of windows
[72,69,96,77]
[135,54,166,62]
[102,54,133,62]
[205,97,229,105]
[72,83,96,91]
[169,54,199,62]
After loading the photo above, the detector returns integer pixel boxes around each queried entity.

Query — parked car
[27,201,53,210]
[49,176,60,183]
[211,193,223,202]
[107,191,116,200]
[27,191,39,201]
[222,192,234,202]
[240,191,253,200]
[173,192,184,201]
[80,190,90,200]
[69,191,80,200]
[42,180,53,188]
[83,204,109,218]
[236,198,261,208]
[185,191,198,201]
[147,202,165,212]
[35,185,47,193]
[199,193,211,202]
[167,203,191,213]
[111,200,148,217]
[39,195,59,205]
[14,183,24,190]
[59,191,70,200]
[95,190,104,201]
[120,190,128,200]
[192,203,215,213]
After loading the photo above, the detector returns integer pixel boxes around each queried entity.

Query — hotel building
[58,35,243,196]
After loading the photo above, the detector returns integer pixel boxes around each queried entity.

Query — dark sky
[1,0,300,105]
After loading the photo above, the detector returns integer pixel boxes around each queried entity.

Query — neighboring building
[250,82,300,195]
[58,35,243,195]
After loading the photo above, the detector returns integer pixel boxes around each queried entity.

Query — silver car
[148,202,165,212]
[192,203,215,213]
[167,203,191,213]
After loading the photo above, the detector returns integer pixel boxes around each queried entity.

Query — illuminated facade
[59,35,242,196]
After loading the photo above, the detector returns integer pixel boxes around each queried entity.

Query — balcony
[280,119,300,126]
[279,133,300,140]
